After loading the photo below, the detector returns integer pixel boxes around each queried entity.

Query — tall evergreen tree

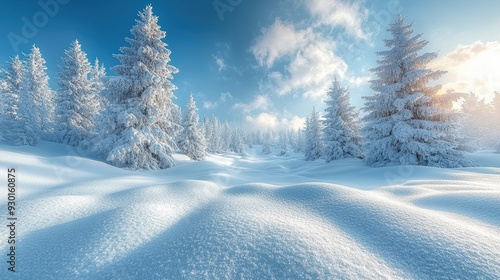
[278,130,288,156]
[230,126,245,154]
[1,55,39,145]
[362,15,472,168]
[304,107,323,161]
[90,58,107,109]
[179,94,207,160]
[93,5,180,170]
[261,131,272,154]
[492,92,500,152]
[57,40,100,147]
[323,78,363,162]
[22,45,55,139]
[1,56,22,123]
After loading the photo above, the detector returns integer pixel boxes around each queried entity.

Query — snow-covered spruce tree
[221,121,231,152]
[304,107,323,161]
[262,131,272,154]
[459,93,497,150]
[493,92,500,152]
[179,94,207,160]
[90,58,107,108]
[205,115,222,153]
[93,5,180,170]
[171,103,183,149]
[323,78,363,162]
[1,58,21,123]
[362,15,473,168]
[56,40,101,147]
[278,130,287,156]
[230,126,245,154]
[2,55,40,146]
[22,45,55,139]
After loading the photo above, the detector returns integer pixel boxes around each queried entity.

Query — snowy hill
[0,141,499,279]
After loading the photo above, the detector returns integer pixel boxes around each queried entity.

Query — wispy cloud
[430,41,500,101]
[304,0,368,39]
[251,18,347,99]
[213,55,227,72]
[203,92,234,110]
[245,113,306,131]
[251,19,309,68]
[233,95,271,113]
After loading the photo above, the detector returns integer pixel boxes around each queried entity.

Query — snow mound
[0,142,499,279]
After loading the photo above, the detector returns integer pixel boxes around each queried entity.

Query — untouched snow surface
[0,141,499,279]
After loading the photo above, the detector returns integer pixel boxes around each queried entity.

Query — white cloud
[203,92,234,110]
[219,92,233,102]
[430,41,500,101]
[233,95,271,113]
[250,19,309,68]
[304,0,368,39]
[245,113,306,131]
[203,101,218,109]
[252,20,348,99]
[213,55,227,72]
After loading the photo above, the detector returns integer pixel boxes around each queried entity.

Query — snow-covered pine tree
[292,128,305,153]
[179,94,207,160]
[93,5,180,170]
[1,58,20,123]
[230,126,245,154]
[362,15,472,168]
[221,121,231,152]
[207,116,222,153]
[22,45,55,140]
[90,57,107,109]
[278,130,287,156]
[1,56,21,142]
[322,78,363,162]
[0,78,5,142]
[304,107,323,160]
[57,40,101,147]
[171,103,183,149]
[1,55,39,145]
[459,93,497,150]
[493,92,500,152]
[262,131,272,154]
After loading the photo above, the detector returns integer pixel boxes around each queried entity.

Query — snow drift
[0,141,499,279]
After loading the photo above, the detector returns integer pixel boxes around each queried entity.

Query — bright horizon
[1,0,499,131]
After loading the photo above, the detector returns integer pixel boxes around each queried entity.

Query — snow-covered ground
[1,141,499,279]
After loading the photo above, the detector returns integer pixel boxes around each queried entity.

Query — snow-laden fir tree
[204,115,222,153]
[278,130,287,156]
[493,92,500,152]
[90,58,107,109]
[179,94,207,160]
[1,55,40,145]
[171,103,183,149]
[93,5,180,170]
[322,78,363,162]
[230,126,245,154]
[221,121,231,152]
[459,93,497,150]
[304,107,323,161]
[5,58,30,144]
[22,45,55,139]
[57,40,101,147]
[262,131,272,154]
[1,57,20,123]
[362,15,472,168]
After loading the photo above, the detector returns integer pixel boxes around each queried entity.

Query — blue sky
[1,0,499,131]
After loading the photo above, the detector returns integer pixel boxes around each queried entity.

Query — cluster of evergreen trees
[299,16,496,167]
[0,5,209,169]
[0,8,497,170]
